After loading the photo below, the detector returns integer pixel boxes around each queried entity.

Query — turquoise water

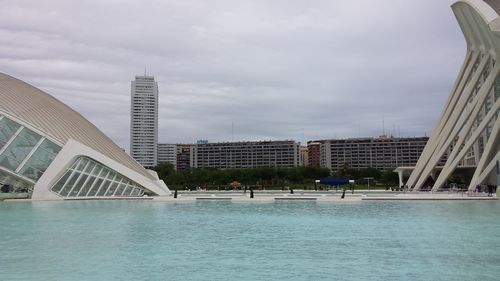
[1,200,499,281]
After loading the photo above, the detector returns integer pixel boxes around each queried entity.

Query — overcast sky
[0,0,464,150]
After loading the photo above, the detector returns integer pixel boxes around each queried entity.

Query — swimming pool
[1,200,499,280]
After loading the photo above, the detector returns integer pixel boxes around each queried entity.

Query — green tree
[336,162,354,179]
[153,162,176,182]
[380,169,398,185]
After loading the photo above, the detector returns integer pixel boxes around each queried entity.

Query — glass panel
[69,174,88,197]
[87,178,103,197]
[68,159,80,170]
[0,169,33,194]
[75,158,89,171]
[0,118,20,149]
[137,188,144,196]
[0,171,9,184]
[59,171,80,196]
[123,185,132,196]
[51,171,71,194]
[106,181,119,196]
[77,176,96,197]
[91,165,102,176]
[19,166,44,181]
[131,188,139,196]
[114,182,126,196]
[99,168,109,178]
[84,162,96,174]
[0,128,41,171]
[96,181,110,196]
[19,139,61,181]
[42,140,60,155]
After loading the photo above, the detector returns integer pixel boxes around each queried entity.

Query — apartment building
[191,140,300,169]
[317,136,432,172]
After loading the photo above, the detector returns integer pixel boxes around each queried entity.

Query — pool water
[1,200,499,280]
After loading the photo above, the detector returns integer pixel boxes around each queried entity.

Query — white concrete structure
[130,75,158,168]
[405,0,500,191]
[157,143,177,168]
[0,73,169,200]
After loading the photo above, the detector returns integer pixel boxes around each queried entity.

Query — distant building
[307,142,321,167]
[157,143,177,168]
[191,140,300,169]
[299,145,308,166]
[316,136,432,172]
[130,75,158,168]
[177,144,193,171]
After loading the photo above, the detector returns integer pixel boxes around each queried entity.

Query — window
[50,156,146,198]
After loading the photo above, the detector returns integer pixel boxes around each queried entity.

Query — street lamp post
[364,177,374,191]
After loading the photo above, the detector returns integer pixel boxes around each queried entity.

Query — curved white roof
[454,0,499,23]
[484,0,500,16]
[0,72,155,181]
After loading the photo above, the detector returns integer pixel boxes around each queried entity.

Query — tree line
[153,162,399,189]
[334,163,399,186]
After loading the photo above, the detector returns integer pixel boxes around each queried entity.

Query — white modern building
[404,0,500,191]
[0,73,169,200]
[130,75,158,168]
[157,143,177,168]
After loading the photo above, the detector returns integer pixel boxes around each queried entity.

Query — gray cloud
[0,0,464,149]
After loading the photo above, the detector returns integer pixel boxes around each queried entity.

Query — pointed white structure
[406,0,500,192]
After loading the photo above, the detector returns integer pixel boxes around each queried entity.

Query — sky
[0,0,465,150]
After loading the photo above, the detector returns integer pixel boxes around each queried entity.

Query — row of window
[51,157,145,198]
[0,115,151,199]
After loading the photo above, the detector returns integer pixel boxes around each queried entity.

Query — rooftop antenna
[382,118,385,136]
[144,68,147,76]
[232,121,234,142]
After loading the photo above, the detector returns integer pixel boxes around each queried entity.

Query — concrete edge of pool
[2,192,498,202]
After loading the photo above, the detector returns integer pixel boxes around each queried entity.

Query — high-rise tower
[130,75,158,168]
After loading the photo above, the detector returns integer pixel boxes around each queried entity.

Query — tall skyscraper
[130,75,158,168]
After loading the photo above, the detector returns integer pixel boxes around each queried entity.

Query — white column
[406,51,478,188]
[413,55,491,190]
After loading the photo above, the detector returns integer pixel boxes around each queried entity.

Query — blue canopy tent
[319,177,350,186]
[317,177,354,198]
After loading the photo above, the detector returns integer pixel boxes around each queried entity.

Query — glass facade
[50,156,145,198]
[0,170,33,194]
[0,115,61,197]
